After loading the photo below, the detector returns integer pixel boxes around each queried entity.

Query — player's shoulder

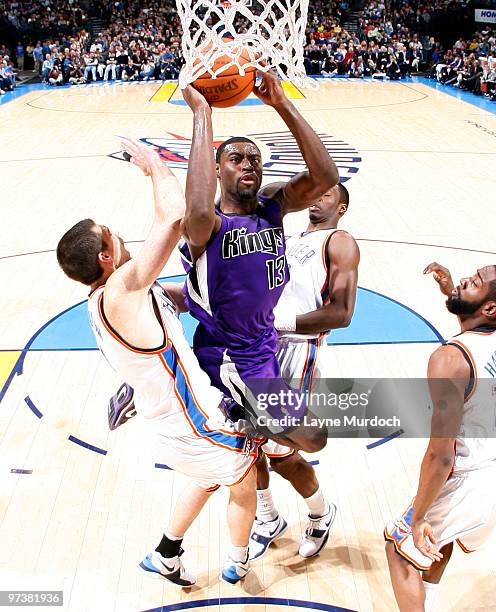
[428,342,471,378]
[328,230,360,260]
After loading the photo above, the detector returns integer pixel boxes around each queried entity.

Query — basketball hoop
[176,0,315,89]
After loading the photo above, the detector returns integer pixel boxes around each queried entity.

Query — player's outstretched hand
[121,137,161,177]
[412,520,443,563]
[423,262,455,297]
[181,79,211,113]
[253,69,287,107]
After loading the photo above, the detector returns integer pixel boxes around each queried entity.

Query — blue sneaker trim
[139,555,159,574]
[221,566,243,584]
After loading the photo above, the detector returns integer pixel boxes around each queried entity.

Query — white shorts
[150,414,263,491]
[277,336,325,393]
[262,439,295,459]
[385,465,496,570]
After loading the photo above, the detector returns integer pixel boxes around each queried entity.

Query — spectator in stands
[41,53,53,83]
[48,63,63,86]
[104,51,118,81]
[1,58,17,89]
[83,52,97,82]
[33,42,43,73]
[15,42,24,71]
[139,55,155,80]
[121,57,139,81]
[68,63,85,85]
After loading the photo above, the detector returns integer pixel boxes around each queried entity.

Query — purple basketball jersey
[180,195,288,352]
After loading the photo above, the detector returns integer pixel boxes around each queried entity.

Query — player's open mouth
[240,174,257,184]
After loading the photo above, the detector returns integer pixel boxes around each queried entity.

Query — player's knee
[270,452,303,477]
[300,427,327,453]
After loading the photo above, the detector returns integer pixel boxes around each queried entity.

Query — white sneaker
[220,555,250,584]
[298,502,337,558]
[248,515,288,561]
[139,550,196,587]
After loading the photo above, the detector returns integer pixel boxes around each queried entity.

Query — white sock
[256,488,278,522]
[229,545,248,563]
[423,580,439,612]
[304,487,328,518]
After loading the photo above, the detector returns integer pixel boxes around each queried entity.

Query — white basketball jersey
[447,327,496,473]
[88,282,223,437]
[275,228,343,340]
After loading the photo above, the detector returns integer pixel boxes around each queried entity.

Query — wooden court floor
[0,78,495,611]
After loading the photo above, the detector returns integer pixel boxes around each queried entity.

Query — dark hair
[487,277,496,302]
[338,183,350,207]
[56,219,104,285]
[215,137,258,163]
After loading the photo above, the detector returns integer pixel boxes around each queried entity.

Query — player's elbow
[324,309,352,330]
[183,209,215,246]
[338,310,353,328]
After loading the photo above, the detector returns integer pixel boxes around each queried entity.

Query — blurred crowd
[303,0,496,98]
[432,29,496,99]
[0,0,183,88]
[0,0,495,100]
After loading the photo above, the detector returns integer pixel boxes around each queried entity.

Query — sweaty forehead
[222,143,261,158]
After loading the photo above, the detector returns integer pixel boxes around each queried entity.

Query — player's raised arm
[254,70,339,213]
[107,138,185,297]
[181,84,221,257]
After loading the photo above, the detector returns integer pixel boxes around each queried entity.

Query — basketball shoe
[139,549,196,587]
[220,554,250,584]
[248,515,288,560]
[298,502,337,558]
[108,382,137,430]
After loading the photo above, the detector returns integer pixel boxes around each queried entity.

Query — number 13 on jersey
[266,255,287,290]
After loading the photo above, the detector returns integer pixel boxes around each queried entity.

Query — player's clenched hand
[423,262,455,297]
[121,137,162,176]
[181,81,211,113]
[253,69,287,108]
[412,520,443,563]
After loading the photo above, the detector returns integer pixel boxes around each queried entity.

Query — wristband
[274,310,297,332]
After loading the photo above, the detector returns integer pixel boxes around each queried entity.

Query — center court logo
[109,130,362,182]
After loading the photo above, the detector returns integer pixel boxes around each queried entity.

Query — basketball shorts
[195,344,308,435]
[262,439,295,459]
[277,336,325,393]
[384,465,496,570]
[149,412,263,491]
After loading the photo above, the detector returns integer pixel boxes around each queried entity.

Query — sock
[422,580,440,612]
[155,532,182,558]
[304,487,328,518]
[256,488,278,522]
[229,545,248,563]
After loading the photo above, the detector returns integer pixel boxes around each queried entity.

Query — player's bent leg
[270,452,318,498]
[222,467,257,584]
[421,542,453,611]
[270,453,336,558]
[264,414,327,453]
[249,452,288,561]
[140,482,215,587]
[385,540,426,612]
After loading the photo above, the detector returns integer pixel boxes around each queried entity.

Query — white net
[176,0,314,89]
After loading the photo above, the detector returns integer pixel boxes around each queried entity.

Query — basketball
[192,46,256,108]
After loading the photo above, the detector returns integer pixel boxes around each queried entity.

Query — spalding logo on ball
[191,39,257,108]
